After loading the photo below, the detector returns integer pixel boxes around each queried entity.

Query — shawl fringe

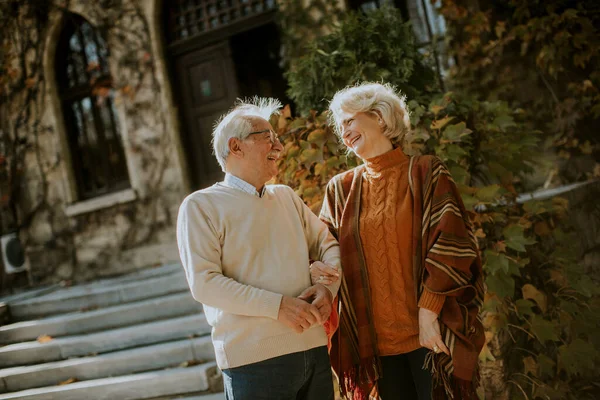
[340,357,380,400]
[424,351,480,400]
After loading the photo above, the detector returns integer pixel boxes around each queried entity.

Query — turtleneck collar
[363,146,408,176]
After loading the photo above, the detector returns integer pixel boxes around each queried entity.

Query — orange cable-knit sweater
[359,147,446,356]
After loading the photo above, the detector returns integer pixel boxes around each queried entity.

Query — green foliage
[285,6,439,115]
[439,0,600,182]
[276,0,342,66]
[274,92,599,399]
[276,2,600,397]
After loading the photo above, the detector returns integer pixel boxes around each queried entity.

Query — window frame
[55,13,131,201]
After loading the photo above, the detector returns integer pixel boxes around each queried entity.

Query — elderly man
[176,98,341,400]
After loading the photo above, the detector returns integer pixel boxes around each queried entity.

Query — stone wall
[2,0,190,287]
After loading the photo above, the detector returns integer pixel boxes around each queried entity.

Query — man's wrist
[317,283,334,302]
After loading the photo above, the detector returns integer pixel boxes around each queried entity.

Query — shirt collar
[223,173,266,198]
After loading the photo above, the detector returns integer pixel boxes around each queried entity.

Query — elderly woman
[310,83,485,400]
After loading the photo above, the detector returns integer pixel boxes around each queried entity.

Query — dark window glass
[165,0,278,44]
[56,13,130,200]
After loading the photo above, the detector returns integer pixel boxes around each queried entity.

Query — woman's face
[339,111,391,159]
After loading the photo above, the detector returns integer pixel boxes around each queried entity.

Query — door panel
[174,41,239,189]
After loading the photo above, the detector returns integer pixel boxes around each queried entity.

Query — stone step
[0,313,210,368]
[0,292,201,344]
[0,336,215,393]
[9,267,188,320]
[0,362,221,400]
[155,394,225,400]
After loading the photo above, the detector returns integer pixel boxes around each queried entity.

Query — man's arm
[293,192,342,299]
[177,197,321,331]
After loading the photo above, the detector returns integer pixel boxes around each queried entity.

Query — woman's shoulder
[410,154,446,174]
[328,165,363,187]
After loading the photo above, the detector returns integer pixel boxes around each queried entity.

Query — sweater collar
[363,146,408,176]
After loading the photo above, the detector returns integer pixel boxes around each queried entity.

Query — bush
[285,6,440,115]
[273,92,600,399]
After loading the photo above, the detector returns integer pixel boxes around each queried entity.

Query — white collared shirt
[223,173,266,198]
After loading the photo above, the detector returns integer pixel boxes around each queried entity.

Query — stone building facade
[0,0,447,287]
[1,0,292,286]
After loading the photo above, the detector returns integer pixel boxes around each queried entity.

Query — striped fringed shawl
[319,155,485,400]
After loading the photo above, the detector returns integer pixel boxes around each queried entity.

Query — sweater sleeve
[291,188,341,298]
[176,197,283,319]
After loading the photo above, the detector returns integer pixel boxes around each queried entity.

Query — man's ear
[228,137,244,158]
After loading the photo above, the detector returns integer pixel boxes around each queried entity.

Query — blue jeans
[222,346,334,400]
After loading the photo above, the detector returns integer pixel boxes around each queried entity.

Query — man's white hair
[212,97,282,171]
[329,82,411,143]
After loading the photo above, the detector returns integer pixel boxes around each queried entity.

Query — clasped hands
[277,261,339,334]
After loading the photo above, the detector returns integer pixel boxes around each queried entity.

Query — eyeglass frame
[243,129,281,145]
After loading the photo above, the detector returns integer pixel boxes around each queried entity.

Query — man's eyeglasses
[245,129,281,145]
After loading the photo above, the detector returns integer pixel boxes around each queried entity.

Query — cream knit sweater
[176,183,341,369]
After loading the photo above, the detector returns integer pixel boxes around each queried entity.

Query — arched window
[55,13,130,200]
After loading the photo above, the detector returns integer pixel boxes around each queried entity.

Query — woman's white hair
[212,97,282,171]
[329,82,411,142]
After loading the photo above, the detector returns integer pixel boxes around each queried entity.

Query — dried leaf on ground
[37,335,52,343]
[58,377,77,386]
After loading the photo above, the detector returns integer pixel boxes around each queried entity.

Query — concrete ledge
[9,271,189,320]
[64,188,137,217]
[0,291,201,344]
[0,336,215,393]
[0,362,219,400]
[0,314,210,368]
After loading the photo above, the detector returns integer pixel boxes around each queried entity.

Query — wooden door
[173,41,239,189]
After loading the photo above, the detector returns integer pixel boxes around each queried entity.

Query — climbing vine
[0,0,178,287]
[276,3,600,399]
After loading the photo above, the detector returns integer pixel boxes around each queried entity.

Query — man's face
[239,117,283,185]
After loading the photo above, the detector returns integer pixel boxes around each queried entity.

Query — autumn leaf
[523,356,538,377]
[58,377,77,386]
[494,241,507,253]
[534,221,552,236]
[37,335,53,343]
[522,284,548,313]
[474,228,486,239]
[430,116,454,130]
[306,129,327,145]
[430,105,445,117]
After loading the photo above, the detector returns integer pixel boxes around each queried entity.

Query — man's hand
[297,284,334,324]
[418,307,450,355]
[278,296,321,334]
[309,261,339,286]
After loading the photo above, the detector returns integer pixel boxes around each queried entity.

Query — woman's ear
[372,110,384,125]
[228,137,244,158]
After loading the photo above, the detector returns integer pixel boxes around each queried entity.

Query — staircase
[0,264,224,400]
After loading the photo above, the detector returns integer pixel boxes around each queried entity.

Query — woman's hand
[309,261,340,286]
[418,307,450,355]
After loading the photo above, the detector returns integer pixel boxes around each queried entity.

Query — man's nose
[273,138,284,151]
